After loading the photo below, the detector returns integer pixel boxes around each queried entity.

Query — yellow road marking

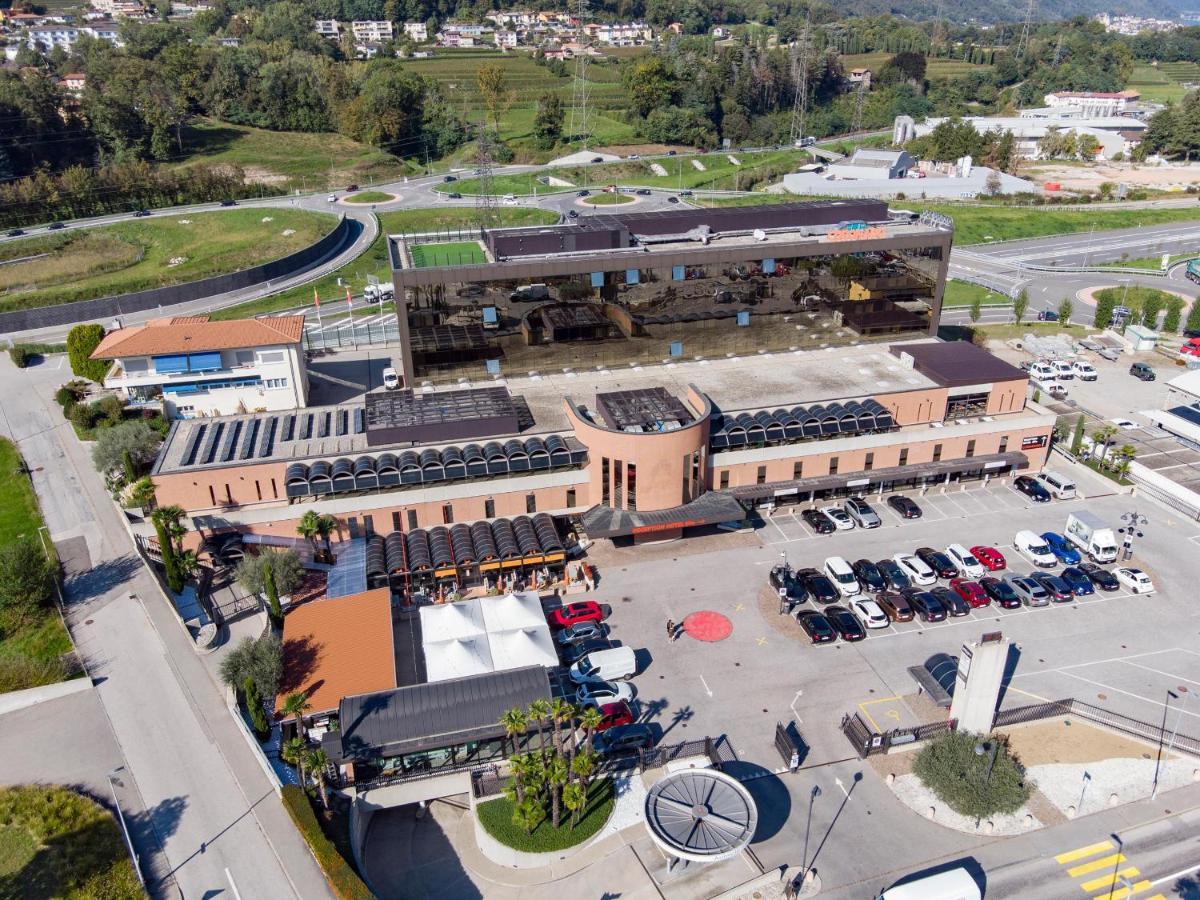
[1009,685,1054,703]
[1080,867,1139,892]
[857,696,901,733]
[1095,880,1151,900]
[1069,854,1127,877]
[1056,841,1115,864]
[756,636,768,646]
[733,602,745,612]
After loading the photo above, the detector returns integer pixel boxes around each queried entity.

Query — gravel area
[592,772,647,841]
[1028,757,1198,815]
[890,773,1040,836]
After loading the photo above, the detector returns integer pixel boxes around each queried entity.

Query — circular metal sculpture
[644,768,758,863]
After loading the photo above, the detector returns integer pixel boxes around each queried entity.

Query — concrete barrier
[0,675,92,716]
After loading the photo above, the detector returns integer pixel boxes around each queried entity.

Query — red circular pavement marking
[682,611,733,642]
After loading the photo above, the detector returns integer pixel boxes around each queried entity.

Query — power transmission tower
[474,124,499,231]
[789,4,813,147]
[1015,0,1036,66]
[851,77,868,135]
[567,0,591,149]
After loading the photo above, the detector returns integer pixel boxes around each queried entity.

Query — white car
[1028,362,1057,382]
[1111,418,1139,431]
[851,598,890,629]
[894,552,936,586]
[1072,361,1098,381]
[575,680,634,708]
[945,544,985,579]
[327,193,337,202]
[382,367,400,390]
[820,505,855,531]
[1014,529,1057,568]
[1051,360,1075,380]
[823,556,861,597]
[1115,567,1155,594]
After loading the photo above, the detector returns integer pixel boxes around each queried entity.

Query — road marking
[1098,881,1152,900]
[1055,841,1114,865]
[1123,661,1200,687]
[1080,868,1139,892]
[857,696,900,732]
[790,689,804,724]
[1056,672,1200,722]
[733,602,745,612]
[1069,854,1128,877]
[756,636,768,646]
[698,674,713,697]
[1149,861,1200,886]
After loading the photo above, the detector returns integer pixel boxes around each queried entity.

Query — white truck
[1064,511,1119,563]
[510,283,549,302]
[364,282,394,303]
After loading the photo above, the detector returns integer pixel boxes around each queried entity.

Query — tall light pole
[107,768,143,888]
[802,784,821,879]
[1119,510,1147,561]
[1155,687,1192,799]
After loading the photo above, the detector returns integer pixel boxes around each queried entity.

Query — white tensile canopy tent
[488,626,558,672]
[421,592,556,683]
[422,636,495,683]
[420,598,486,643]
[480,592,547,633]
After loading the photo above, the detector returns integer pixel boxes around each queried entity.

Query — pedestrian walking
[666,619,676,642]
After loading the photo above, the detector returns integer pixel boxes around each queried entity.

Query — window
[966,439,976,458]
[442,503,454,524]
[719,470,730,489]
[898,448,908,467]
[566,488,576,508]
[614,461,623,510]
[258,350,285,363]
[864,452,874,472]
[691,451,701,497]
[998,435,1008,454]
[829,456,839,476]
[484,498,495,519]
[793,460,803,480]
[407,509,418,530]
[363,514,374,536]
[271,478,278,499]
[601,458,610,505]
[392,511,401,531]
[208,485,216,506]
[756,465,767,485]
[627,462,636,511]
[932,443,943,463]
[264,378,289,390]
[235,350,255,366]
[526,493,537,514]
[254,480,262,501]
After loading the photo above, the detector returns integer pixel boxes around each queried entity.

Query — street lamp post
[1154,687,1192,800]
[107,769,143,887]
[802,784,821,879]
[1119,510,1147,561]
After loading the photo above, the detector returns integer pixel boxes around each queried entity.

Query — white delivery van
[510,283,549,302]
[1064,511,1118,563]
[364,282,394,302]
[1028,362,1057,382]
[823,556,861,597]
[382,367,400,390]
[879,867,982,900]
[1034,470,1076,499]
[1015,530,1057,568]
[569,646,637,684]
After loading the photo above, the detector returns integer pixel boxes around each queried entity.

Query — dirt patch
[906,690,951,725]
[868,751,916,780]
[1027,161,1200,192]
[997,718,1177,766]
[240,165,291,185]
[1024,787,1069,826]
[754,584,812,642]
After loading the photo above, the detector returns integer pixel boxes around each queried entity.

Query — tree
[577,705,603,754]
[235,550,302,621]
[1091,423,1119,466]
[1094,290,1118,330]
[219,633,283,699]
[623,56,677,119]
[545,754,568,829]
[1057,298,1073,325]
[512,796,545,835]
[297,511,336,556]
[67,324,110,382]
[243,676,270,738]
[263,561,282,625]
[913,731,1029,819]
[339,62,425,147]
[0,538,55,623]
[282,736,309,788]
[1187,296,1200,335]
[306,747,330,808]
[91,421,162,477]
[1163,296,1185,334]
[1070,414,1086,455]
[476,63,512,135]
[1113,444,1137,480]
[1012,289,1029,324]
[151,505,186,594]
[531,93,564,150]
[968,295,983,324]
[280,691,311,739]
[500,706,528,756]
[527,698,552,757]
[562,782,587,830]
[1140,292,1165,329]
[984,170,1001,196]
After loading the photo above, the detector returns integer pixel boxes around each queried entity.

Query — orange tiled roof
[276,588,396,714]
[90,315,306,359]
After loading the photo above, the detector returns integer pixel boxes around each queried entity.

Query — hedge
[66,324,110,382]
[280,784,374,900]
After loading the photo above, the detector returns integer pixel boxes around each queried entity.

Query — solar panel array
[709,398,895,449]
[176,406,367,469]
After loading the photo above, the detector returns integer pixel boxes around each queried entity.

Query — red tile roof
[90,314,305,359]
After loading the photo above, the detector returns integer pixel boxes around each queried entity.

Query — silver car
[843,497,881,529]
[1004,574,1049,607]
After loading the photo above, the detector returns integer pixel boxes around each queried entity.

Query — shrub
[477,779,614,852]
[219,633,283,699]
[91,420,161,475]
[244,676,270,739]
[281,785,374,900]
[1163,296,1185,334]
[66,324,110,382]
[8,346,30,368]
[70,402,98,431]
[0,538,56,617]
[97,394,125,426]
[913,731,1030,819]
[54,386,78,408]
[236,550,304,599]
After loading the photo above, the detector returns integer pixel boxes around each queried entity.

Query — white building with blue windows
[91,315,308,419]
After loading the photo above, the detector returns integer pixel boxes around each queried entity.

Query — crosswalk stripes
[1053,840,1165,900]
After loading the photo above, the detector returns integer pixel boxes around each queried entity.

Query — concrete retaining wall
[0,675,92,716]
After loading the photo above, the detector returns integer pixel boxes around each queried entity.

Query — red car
[594,701,634,732]
[549,601,610,629]
[970,545,1006,571]
[950,578,991,608]
[1181,337,1200,357]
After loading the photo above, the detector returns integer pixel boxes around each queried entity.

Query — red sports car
[970,545,1006,571]
[549,601,609,629]
[950,578,991,608]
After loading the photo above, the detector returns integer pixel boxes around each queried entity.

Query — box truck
[1064,511,1118,563]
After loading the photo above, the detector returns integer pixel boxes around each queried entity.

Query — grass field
[918,204,1200,245]
[1101,252,1196,270]
[173,118,416,190]
[343,191,394,204]
[0,785,141,898]
[942,280,1011,308]
[476,779,613,852]
[410,240,487,267]
[839,52,991,78]
[213,206,558,319]
[0,209,336,313]
[583,192,635,205]
[1126,64,1189,104]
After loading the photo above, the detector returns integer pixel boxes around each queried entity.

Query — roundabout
[580,192,637,206]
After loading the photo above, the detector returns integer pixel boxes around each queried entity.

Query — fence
[304,317,401,351]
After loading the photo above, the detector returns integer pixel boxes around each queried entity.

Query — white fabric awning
[423,636,494,683]
[420,592,556,682]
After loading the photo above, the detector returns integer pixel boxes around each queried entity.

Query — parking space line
[857,696,900,732]
[1012,647,1188,680]
[1056,672,1200,722]
[1123,661,1200,687]
[768,516,790,543]
[1006,685,1053,703]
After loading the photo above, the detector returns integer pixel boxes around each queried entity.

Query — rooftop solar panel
[201,422,225,464]
[181,423,207,467]
[353,407,364,434]
[257,417,277,458]
[240,418,260,460]
[280,414,295,442]
[221,421,242,462]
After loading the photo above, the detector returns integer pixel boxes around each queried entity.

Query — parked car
[797,610,837,643]
[560,638,613,666]
[1032,572,1075,602]
[970,545,1006,571]
[819,505,854,531]
[1034,471,1076,500]
[949,578,990,608]
[569,646,636,683]
[851,559,887,593]
[577,189,590,197]
[1129,362,1156,382]
[568,209,579,218]
[894,553,936,586]
[575,680,634,708]
[823,557,860,597]
[902,588,946,622]
[555,620,606,645]
[1036,310,1060,322]
[927,586,967,617]
[1015,530,1058,568]
[1040,531,1081,565]
[825,606,866,641]
[1051,359,1074,379]
[382,367,401,390]
[851,598,890,629]
[1014,475,1051,502]
[945,544,985,579]
[1115,567,1155,594]
[843,497,881,528]
[1029,361,1057,382]
[915,547,958,579]
[593,723,655,755]
[327,193,338,202]
[593,701,635,733]
[443,175,457,182]
[448,191,463,199]
[345,183,359,192]
[876,591,914,622]
[796,568,839,604]
[802,508,836,534]
[590,156,603,163]
[1005,574,1050,607]
[635,188,651,195]
[886,495,922,518]
[1078,561,1120,591]
[1059,566,1095,596]
[980,576,1021,609]
[549,601,610,628]
[667,196,680,203]
[875,558,912,591]
[1072,361,1098,381]
[769,565,808,604]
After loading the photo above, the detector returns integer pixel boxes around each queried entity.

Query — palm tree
[545,754,568,829]
[1113,444,1137,480]
[282,737,308,787]
[280,692,311,737]
[505,752,530,805]
[577,705,603,757]
[1091,423,1119,467]
[152,504,187,553]
[571,748,596,795]
[298,511,337,558]
[305,747,330,809]
[562,782,587,831]
[512,797,544,835]
[549,698,574,760]
[527,698,552,759]
[500,706,528,755]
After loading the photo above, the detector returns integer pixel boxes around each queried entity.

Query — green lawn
[942,280,1011,308]
[1100,252,1196,271]
[918,205,1200,245]
[839,52,991,78]
[583,192,635,205]
[0,209,336,313]
[343,191,395,204]
[476,779,613,852]
[172,118,416,190]
[212,206,559,319]
[1127,64,1189,104]
[410,240,487,267]
[0,439,41,547]
[0,786,141,899]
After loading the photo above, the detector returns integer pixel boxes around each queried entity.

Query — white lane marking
[1122,661,1200,688]
[699,674,713,698]
[1054,671,1200,722]
[1150,862,1200,886]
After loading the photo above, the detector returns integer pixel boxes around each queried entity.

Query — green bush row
[280,784,373,900]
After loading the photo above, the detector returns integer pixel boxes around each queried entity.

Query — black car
[801,508,835,534]
[1060,566,1096,596]
[796,568,838,604]
[568,209,579,218]
[797,610,837,644]
[47,222,66,230]
[769,565,808,605]
[132,209,151,217]
[1014,475,1051,502]
[594,723,655,755]
[345,183,359,192]
[577,190,590,197]
[443,175,457,183]
[875,559,911,591]
[679,189,694,197]
[560,638,613,665]
[635,188,651,195]
[219,199,237,206]
[886,495,922,518]
[902,588,946,622]
[1032,572,1074,602]
[980,576,1021,609]
[666,150,677,156]
[5,228,25,237]
[825,606,866,642]
[1078,561,1120,591]
[448,191,463,199]
[851,559,886,593]
[932,586,970,617]
[916,547,958,579]
[667,196,680,203]
[590,156,603,163]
